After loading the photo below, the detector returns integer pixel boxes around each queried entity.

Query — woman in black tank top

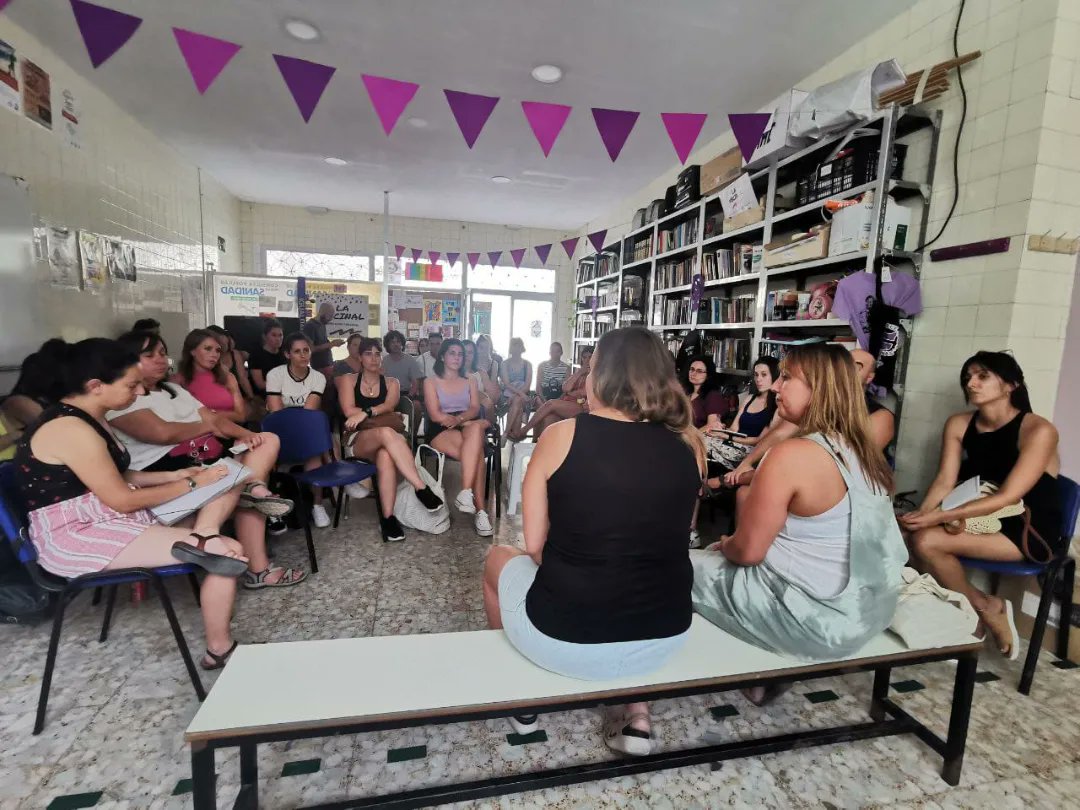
[482,328,705,756]
[902,351,1064,660]
[336,337,444,542]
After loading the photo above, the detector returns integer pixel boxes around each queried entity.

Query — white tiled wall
[579,0,1079,494]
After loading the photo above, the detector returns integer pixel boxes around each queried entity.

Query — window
[376,256,463,290]
[468,264,556,293]
[264,249,371,281]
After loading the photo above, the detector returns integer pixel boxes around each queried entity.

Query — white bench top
[186,616,979,742]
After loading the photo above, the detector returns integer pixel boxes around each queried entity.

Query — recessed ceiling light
[531,64,563,84]
[284,18,321,42]
[407,117,429,128]
[324,157,348,166]
[491,175,512,184]
[306,205,330,215]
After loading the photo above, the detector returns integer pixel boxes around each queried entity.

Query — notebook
[151,459,251,526]
[942,476,981,512]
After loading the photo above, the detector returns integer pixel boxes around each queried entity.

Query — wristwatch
[363,406,374,418]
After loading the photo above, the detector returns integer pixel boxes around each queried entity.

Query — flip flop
[201,640,238,671]
[171,533,248,578]
[237,481,294,518]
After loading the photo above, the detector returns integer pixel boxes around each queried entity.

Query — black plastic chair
[0,463,206,734]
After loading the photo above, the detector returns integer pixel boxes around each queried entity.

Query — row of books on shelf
[597,282,619,308]
[575,318,615,341]
[661,334,752,374]
[702,243,763,281]
[596,252,619,277]
[628,234,653,263]
[621,276,646,310]
[656,255,698,290]
[658,216,699,253]
[653,296,693,326]
[757,334,856,362]
[575,260,597,285]
[699,294,756,325]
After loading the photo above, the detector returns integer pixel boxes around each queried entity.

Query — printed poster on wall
[442,299,460,326]
[78,231,107,292]
[21,59,51,130]
[105,239,136,281]
[311,290,370,339]
[46,225,81,289]
[60,88,81,149]
[423,300,441,324]
[212,275,297,319]
[0,39,20,114]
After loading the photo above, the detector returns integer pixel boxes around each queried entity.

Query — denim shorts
[498,554,689,681]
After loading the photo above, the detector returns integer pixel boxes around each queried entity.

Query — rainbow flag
[405,262,443,282]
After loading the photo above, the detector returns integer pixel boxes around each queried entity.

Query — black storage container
[795,142,908,206]
[662,184,677,216]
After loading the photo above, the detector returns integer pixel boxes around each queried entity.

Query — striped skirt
[28,492,157,578]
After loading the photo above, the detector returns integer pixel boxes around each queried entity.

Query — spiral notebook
[151,459,251,525]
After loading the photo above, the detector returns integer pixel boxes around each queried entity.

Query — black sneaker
[379,514,405,543]
[267,519,288,536]
[415,486,444,512]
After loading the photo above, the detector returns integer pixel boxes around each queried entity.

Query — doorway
[468,292,553,368]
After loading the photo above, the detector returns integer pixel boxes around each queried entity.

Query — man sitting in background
[303,303,345,380]
[418,331,443,380]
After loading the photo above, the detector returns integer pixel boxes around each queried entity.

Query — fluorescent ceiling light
[531,64,563,84]
[407,117,429,128]
[324,157,348,166]
[284,18,321,42]
[491,176,512,184]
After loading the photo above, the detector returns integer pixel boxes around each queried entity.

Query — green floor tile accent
[172,778,193,796]
[386,745,427,763]
[47,792,103,810]
[709,704,740,719]
[974,671,1001,683]
[804,689,840,704]
[281,758,322,777]
[1052,659,1078,669]
[891,679,925,693]
[507,729,548,746]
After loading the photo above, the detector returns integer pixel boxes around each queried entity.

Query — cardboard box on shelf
[722,196,765,232]
[828,194,911,255]
[764,224,831,268]
[700,147,744,196]
[745,89,811,170]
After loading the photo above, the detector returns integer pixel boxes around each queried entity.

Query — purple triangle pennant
[561,237,579,259]
[444,89,499,149]
[428,251,441,265]
[411,248,423,262]
[661,112,708,164]
[521,101,572,157]
[446,252,460,267]
[487,251,502,268]
[591,108,639,162]
[509,248,527,268]
[362,74,420,136]
[394,244,405,261]
[534,244,552,266]
[728,112,772,162]
[466,252,481,269]
[273,54,336,122]
[587,230,607,254]
[0,0,15,11]
[70,0,143,68]
[172,28,241,95]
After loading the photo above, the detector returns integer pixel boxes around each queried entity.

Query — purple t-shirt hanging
[832,271,922,349]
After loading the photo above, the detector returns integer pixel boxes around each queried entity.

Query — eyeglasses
[689,367,707,374]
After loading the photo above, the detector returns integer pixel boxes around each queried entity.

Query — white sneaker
[455,489,477,514]
[344,481,370,500]
[311,504,331,529]
[604,713,653,757]
[474,510,493,537]
[689,529,703,549]
[509,714,539,735]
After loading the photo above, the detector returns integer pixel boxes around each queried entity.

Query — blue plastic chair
[959,474,1078,695]
[262,408,376,573]
[0,463,206,734]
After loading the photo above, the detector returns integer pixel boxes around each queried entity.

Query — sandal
[171,534,248,578]
[201,640,238,671]
[243,566,307,590]
[237,481,295,518]
[978,599,1020,661]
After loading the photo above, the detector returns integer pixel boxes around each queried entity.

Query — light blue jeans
[498,554,689,681]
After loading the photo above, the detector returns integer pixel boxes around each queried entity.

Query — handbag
[357,412,405,433]
[943,482,1054,564]
[168,433,224,462]
[394,445,450,535]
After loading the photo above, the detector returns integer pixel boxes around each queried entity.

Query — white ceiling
[11,0,916,230]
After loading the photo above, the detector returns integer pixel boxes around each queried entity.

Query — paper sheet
[942,476,981,512]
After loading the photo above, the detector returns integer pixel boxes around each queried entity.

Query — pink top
[186,368,234,413]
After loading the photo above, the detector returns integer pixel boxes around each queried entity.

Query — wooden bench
[185,616,982,809]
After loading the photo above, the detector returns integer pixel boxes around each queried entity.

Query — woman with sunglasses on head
[423,338,493,537]
[901,351,1063,660]
[337,337,444,543]
[173,329,248,424]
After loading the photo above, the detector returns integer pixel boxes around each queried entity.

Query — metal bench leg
[34,590,73,734]
[942,654,977,785]
[1020,566,1058,695]
[191,742,217,810]
[870,666,891,721]
[150,573,205,701]
[98,585,118,643]
[235,743,259,810]
[1058,558,1075,662]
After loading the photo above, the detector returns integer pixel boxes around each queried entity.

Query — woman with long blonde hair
[691,344,905,681]
[482,327,704,757]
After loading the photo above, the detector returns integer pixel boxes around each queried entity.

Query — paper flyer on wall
[0,39,20,114]
[104,239,136,281]
[60,88,81,149]
[78,231,107,293]
[21,59,51,130]
[46,225,81,289]
[405,291,423,309]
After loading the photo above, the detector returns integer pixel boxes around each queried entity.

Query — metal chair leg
[34,590,72,734]
[149,573,205,701]
[1019,565,1058,695]
[98,585,118,643]
[188,573,202,606]
[91,586,102,606]
[1057,557,1075,661]
[294,478,318,574]
[332,486,345,528]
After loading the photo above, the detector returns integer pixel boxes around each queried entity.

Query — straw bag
[944,482,1053,564]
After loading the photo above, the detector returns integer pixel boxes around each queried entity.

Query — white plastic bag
[789,60,906,139]
[395,445,450,534]
[888,568,979,648]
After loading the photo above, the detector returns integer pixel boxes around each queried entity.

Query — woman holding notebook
[901,351,1063,661]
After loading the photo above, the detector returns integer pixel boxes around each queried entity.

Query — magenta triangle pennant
[428,251,441,265]
[444,89,499,149]
[273,54,336,122]
[0,0,15,12]
[509,248,527,268]
[394,244,405,261]
[487,251,502,268]
[521,101,572,157]
[172,28,241,95]
[534,244,552,266]
[70,0,143,68]
[362,74,420,136]
[587,230,608,254]
[561,237,579,259]
[466,252,481,269]
[661,112,708,164]
[728,112,772,162]
[591,108,639,162]
[446,252,460,267]
[410,248,422,262]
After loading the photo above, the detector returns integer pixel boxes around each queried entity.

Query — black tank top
[526,413,701,644]
[355,375,388,410]
[13,402,132,512]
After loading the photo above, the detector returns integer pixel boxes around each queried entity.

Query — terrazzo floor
[1,467,1078,810]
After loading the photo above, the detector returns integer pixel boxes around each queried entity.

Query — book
[942,476,981,512]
